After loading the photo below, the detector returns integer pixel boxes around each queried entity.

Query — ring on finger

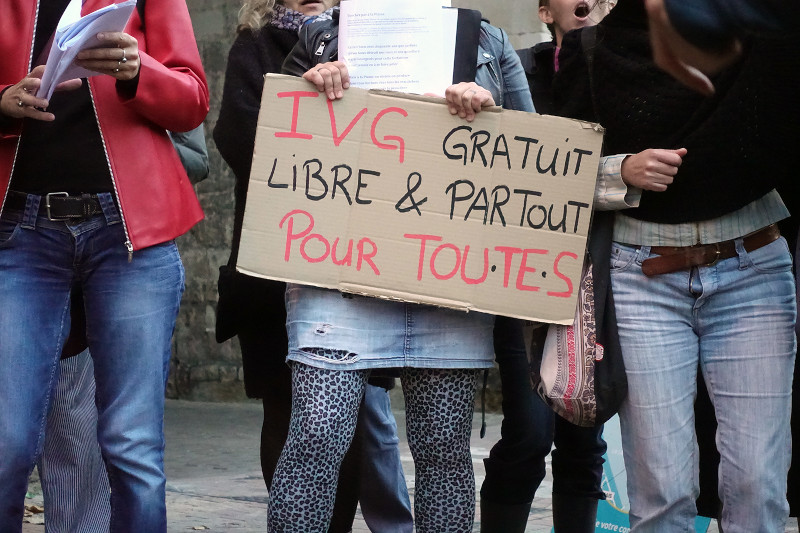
[17,98,24,108]
[121,48,127,63]
[114,67,120,73]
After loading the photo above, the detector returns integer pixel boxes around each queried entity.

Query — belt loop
[734,237,747,269]
[21,194,40,229]
[97,193,120,225]
[636,245,651,266]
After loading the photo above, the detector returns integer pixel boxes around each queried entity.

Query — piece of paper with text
[238,75,604,324]
[37,0,136,100]
[339,0,455,96]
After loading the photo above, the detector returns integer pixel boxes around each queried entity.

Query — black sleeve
[551,28,595,123]
[213,31,265,183]
[281,24,316,77]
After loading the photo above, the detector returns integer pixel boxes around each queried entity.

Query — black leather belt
[5,191,104,220]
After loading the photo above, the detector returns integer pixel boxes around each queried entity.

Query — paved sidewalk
[23,399,799,532]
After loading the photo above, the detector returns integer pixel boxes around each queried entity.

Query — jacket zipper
[87,83,134,261]
[486,60,500,85]
[1,0,42,218]
[315,32,336,62]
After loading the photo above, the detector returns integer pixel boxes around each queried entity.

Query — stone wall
[169,0,548,402]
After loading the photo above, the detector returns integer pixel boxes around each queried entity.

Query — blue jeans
[610,238,796,533]
[0,194,184,533]
[358,384,414,533]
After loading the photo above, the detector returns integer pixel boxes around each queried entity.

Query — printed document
[37,0,136,100]
[339,0,458,96]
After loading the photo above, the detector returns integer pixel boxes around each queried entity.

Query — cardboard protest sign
[238,74,603,324]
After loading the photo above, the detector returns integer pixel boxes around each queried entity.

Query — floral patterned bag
[532,259,604,427]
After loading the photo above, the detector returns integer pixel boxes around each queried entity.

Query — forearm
[594,154,641,211]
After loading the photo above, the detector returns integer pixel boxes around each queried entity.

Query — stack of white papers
[37,0,137,100]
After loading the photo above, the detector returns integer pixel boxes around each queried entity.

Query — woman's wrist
[0,87,13,116]
[0,87,18,124]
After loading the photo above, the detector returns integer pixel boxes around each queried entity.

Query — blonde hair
[238,0,279,32]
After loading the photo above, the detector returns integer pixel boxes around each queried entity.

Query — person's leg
[694,373,721,519]
[550,417,606,533]
[237,326,292,491]
[81,205,184,533]
[696,238,795,533]
[790,228,800,517]
[0,205,74,531]
[38,350,111,533]
[328,415,361,533]
[402,367,480,533]
[357,383,413,533]
[609,244,703,532]
[239,327,361,533]
[481,318,554,533]
[267,363,368,532]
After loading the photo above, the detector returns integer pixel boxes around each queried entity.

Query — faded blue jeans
[358,384,414,533]
[0,193,184,533]
[610,237,796,533]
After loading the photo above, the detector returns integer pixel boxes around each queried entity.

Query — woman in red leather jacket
[0,0,208,531]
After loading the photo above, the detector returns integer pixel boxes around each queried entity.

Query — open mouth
[574,2,591,19]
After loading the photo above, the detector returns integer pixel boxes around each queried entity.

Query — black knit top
[554,0,800,224]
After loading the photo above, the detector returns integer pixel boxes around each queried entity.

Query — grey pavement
[23,398,799,532]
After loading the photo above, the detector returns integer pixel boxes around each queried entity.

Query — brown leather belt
[640,224,781,277]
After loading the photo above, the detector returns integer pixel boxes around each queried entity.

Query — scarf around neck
[269,4,334,33]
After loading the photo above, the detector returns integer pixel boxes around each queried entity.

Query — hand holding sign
[444,82,495,122]
[303,61,350,100]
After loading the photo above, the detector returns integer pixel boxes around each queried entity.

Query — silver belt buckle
[45,192,69,220]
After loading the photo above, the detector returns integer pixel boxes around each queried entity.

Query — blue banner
[552,415,712,533]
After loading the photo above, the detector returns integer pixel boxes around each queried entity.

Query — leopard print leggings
[267,363,479,532]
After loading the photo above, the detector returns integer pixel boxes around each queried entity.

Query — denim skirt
[285,284,495,370]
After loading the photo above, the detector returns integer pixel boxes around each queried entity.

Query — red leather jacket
[0,0,209,252]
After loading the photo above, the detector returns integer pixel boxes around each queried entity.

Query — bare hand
[75,32,141,81]
[0,66,81,121]
[444,82,495,122]
[645,0,741,96]
[303,61,350,100]
[621,148,687,191]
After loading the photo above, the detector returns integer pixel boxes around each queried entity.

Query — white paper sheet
[37,0,136,100]
[339,0,457,96]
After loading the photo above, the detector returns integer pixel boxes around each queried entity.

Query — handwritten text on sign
[238,74,603,324]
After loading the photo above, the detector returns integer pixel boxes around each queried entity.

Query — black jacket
[554,1,800,224]
[213,25,299,397]
[515,40,557,115]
